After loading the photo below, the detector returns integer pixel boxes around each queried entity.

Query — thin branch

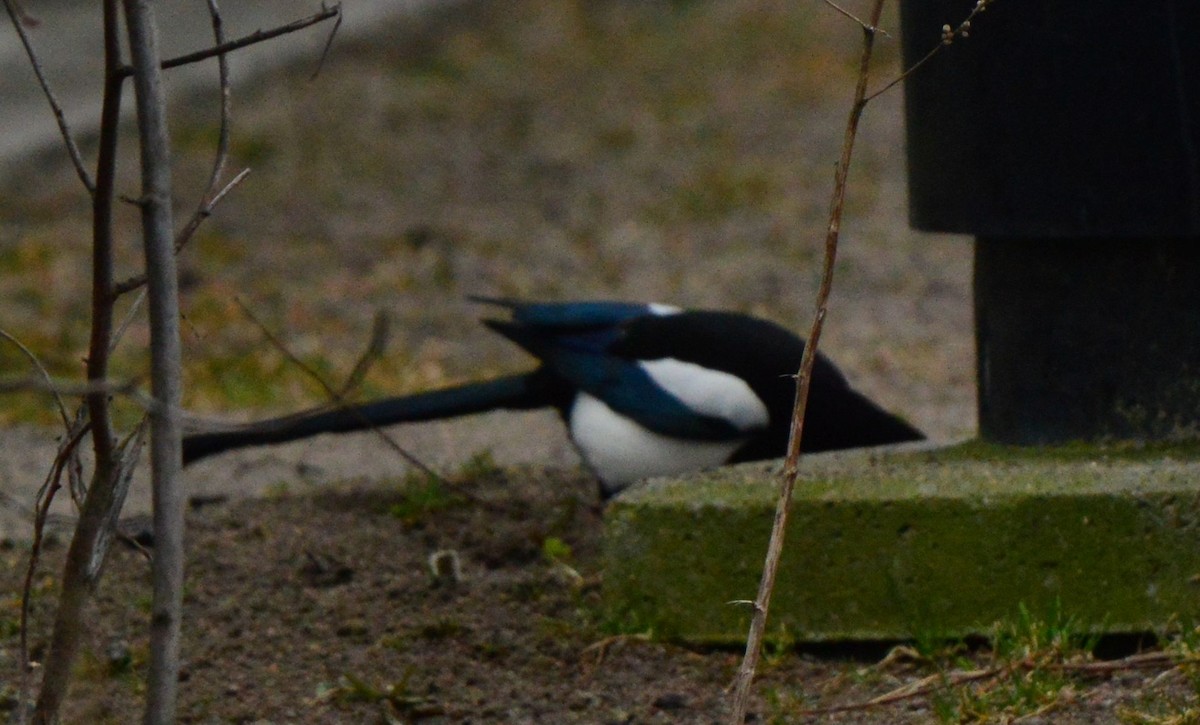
[175,165,249,248]
[0,328,71,428]
[727,2,888,722]
[0,374,150,404]
[18,416,88,724]
[0,372,313,427]
[234,299,441,480]
[110,2,336,301]
[309,3,343,80]
[1053,651,1178,674]
[84,0,125,474]
[146,0,237,266]
[865,0,994,103]
[0,323,86,537]
[113,167,250,297]
[201,0,232,196]
[337,310,390,398]
[116,3,341,79]
[111,288,149,353]
[799,651,1184,717]
[821,0,891,38]
[803,666,999,716]
[1,0,95,193]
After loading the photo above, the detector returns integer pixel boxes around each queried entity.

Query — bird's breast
[568,393,750,496]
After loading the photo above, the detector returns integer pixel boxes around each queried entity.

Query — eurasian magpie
[183,299,923,497]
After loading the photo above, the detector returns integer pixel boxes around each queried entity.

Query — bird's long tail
[182,371,562,466]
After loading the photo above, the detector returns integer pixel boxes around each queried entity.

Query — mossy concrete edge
[602,443,1200,644]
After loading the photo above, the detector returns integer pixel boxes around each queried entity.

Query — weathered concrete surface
[604,443,1200,643]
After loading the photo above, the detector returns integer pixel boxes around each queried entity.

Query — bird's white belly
[568,393,746,495]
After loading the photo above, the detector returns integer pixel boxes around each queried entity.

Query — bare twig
[799,651,1184,717]
[201,0,232,195]
[11,333,88,511]
[727,2,888,722]
[805,666,999,716]
[18,415,88,724]
[112,3,334,299]
[0,374,150,405]
[0,328,71,427]
[233,299,440,480]
[1053,651,1177,674]
[175,166,250,246]
[337,310,391,398]
[865,0,994,103]
[113,167,250,297]
[310,2,343,80]
[821,0,891,38]
[141,0,237,274]
[580,633,653,678]
[1,0,95,192]
[85,0,125,473]
[111,289,149,353]
[32,437,138,723]
[117,3,341,78]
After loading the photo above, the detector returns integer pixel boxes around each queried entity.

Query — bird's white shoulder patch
[647,303,682,316]
[638,358,769,431]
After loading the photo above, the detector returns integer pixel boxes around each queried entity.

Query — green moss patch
[603,445,1200,643]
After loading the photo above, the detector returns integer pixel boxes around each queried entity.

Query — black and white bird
[183,299,923,497]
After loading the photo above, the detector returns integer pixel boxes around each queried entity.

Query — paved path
[0,0,455,180]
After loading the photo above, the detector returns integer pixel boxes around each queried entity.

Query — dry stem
[232,299,440,480]
[727,1,888,721]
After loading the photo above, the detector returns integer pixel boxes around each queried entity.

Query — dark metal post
[900,0,1200,444]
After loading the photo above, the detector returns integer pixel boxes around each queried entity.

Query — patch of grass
[924,438,1200,464]
[540,536,573,564]
[454,449,500,482]
[0,592,23,640]
[761,623,798,669]
[1169,625,1200,695]
[1114,626,1200,723]
[386,474,465,525]
[927,603,1098,723]
[597,601,662,640]
[315,671,442,719]
[75,641,148,690]
[1117,704,1200,724]
[909,627,972,666]
[762,685,809,724]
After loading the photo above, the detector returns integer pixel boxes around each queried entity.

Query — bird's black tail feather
[182,371,562,466]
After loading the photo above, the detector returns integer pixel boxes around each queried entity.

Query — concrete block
[602,443,1200,643]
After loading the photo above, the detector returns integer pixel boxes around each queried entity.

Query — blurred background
[0,0,974,527]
